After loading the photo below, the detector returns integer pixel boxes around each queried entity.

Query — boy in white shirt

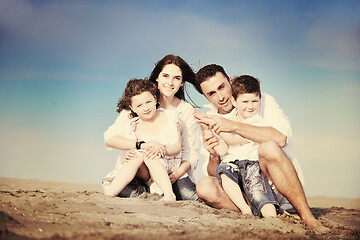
[210,75,278,217]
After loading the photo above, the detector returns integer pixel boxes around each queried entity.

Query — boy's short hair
[195,64,230,94]
[231,75,261,99]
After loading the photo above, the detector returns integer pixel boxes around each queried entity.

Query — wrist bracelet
[136,140,145,150]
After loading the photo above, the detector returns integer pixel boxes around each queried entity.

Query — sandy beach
[0,177,359,240]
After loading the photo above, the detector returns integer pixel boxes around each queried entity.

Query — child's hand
[144,147,161,161]
[144,141,166,157]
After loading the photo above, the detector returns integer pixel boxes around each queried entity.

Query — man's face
[200,72,233,114]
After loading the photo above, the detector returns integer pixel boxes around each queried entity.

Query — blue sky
[0,0,359,198]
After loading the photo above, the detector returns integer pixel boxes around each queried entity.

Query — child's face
[130,91,157,120]
[231,93,260,119]
[156,64,184,98]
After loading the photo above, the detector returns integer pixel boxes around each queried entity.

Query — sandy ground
[0,177,359,240]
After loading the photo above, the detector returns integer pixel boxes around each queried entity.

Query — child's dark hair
[194,64,230,94]
[231,75,261,99]
[116,78,159,118]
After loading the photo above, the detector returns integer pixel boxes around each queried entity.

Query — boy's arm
[213,136,229,156]
[219,132,249,146]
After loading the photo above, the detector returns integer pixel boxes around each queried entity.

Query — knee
[258,141,283,164]
[196,177,219,203]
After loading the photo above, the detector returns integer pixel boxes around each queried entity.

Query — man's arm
[199,123,222,176]
[207,153,221,177]
[208,116,286,147]
[231,122,286,147]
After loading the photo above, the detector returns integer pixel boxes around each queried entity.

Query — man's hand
[200,124,219,156]
[194,110,236,134]
[205,115,236,134]
[194,110,215,127]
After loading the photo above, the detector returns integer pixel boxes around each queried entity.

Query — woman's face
[130,91,157,121]
[156,64,184,98]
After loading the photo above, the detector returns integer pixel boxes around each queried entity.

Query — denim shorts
[216,160,278,216]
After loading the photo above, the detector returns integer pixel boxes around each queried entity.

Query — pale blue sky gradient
[0,0,359,198]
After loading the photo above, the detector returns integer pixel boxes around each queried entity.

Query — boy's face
[130,91,157,121]
[200,72,233,114]
[231,93,260,119]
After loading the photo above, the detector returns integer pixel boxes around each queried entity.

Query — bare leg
[196,176,238,211]
[220,174,252,214]
[136,161,151,183]
[104,154,144,197]
[144,158,175,202]
[258,141,328,232]
[261,204,277,218]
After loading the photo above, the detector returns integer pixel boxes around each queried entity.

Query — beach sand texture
[0,177,359,240]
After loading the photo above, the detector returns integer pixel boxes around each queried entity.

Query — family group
[101,54,327,232]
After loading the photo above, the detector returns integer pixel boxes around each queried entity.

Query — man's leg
[196,176,238,211]
[258,141,328,232]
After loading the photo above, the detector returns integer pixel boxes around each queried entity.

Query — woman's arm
[164,123,182,156]
[106,135,137,150]
[168,161,191,184]
[178,104,201,172]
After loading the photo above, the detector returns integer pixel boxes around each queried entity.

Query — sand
[0,177,359,240]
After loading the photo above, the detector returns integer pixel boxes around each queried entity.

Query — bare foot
[305,218,330,234]
[240,208,252,215]
[160,194,176,202]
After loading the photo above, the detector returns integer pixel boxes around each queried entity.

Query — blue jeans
[172,177,199,201]
[117,177,149,198]
[110,176,198,201]
[217,160,278,216]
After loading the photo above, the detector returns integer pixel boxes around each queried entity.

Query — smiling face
[232,93,260,120]
[130,91,157,121]
[200,72,233,114]
[156,64,184,99]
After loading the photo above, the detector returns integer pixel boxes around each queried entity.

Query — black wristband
[136,140,145,150]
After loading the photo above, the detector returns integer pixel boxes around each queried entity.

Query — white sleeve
[261,93,292,139]
[178,102,200,171]
[103,110,133,149]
